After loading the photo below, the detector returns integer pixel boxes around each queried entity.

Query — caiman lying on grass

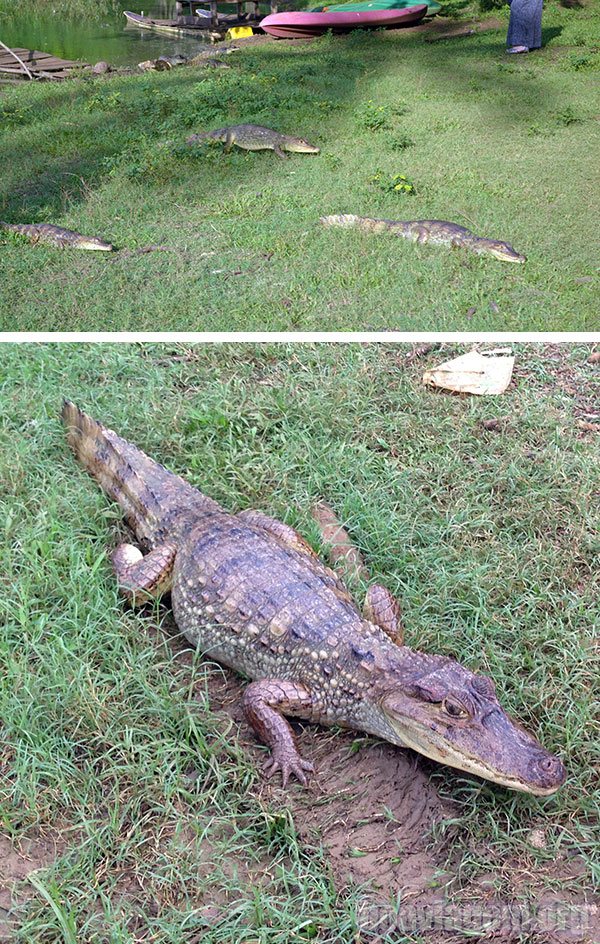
[186,124,320,158]
[320,214,526,262]
[0,222,113,251]
[62,403,565,794]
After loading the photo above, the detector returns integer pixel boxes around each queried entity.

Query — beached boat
[123,11,213,35]
[123,5,275,34]
[260,4,427,38]
[313,0,441,14]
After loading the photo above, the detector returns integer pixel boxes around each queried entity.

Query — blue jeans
[507,0,542,49]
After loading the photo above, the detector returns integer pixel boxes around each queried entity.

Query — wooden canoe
[123,10,214,35]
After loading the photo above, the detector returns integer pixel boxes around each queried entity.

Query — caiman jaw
[289,140,320,154]
[82,239,113,251]
[489,242,526,263]
[388,717,565,795]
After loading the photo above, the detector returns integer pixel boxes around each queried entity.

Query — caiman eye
[442,698,469,719]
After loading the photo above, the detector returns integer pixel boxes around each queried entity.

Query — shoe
[506,45,529,53]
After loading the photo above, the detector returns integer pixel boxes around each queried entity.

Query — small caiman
[186,124,320,158]
[1,222,113,251]
[138,54,189,71]
[320,214,526,263]
[62,402,565,794]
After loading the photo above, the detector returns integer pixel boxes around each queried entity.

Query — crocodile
[186,124,320,158]
[320,214,526,262]
[0,222,113,251]
[62,402,566,794]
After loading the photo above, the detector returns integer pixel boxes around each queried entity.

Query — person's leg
[507,0,543,50]
[530,0,543,48]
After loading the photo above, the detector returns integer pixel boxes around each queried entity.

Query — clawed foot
[264,748,315,787]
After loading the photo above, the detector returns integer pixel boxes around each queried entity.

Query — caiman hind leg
[112,542,177,605]
[237,509,319,559]
[223,130,235,153]
[238,508,354,603]
[310,500,404,641]
[243,680,316,787]
[414,225,431,245]
[364,584,404,646]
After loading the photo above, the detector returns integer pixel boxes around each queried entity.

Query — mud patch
[192,655,454,900]
[190,657,599,943]
[290,734,452,896]
[0,829,68,941]
[514,343,599,427]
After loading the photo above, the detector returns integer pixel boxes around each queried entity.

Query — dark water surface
[1,1,216,66]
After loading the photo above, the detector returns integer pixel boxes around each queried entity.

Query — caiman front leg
[112,542,177,605]
[243,680,316,787]
[364,583,404,645]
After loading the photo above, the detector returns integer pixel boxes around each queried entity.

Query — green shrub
[369,171,416,194]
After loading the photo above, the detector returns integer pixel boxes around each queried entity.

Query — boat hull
[123,10,212,34]
[260,5,428,38]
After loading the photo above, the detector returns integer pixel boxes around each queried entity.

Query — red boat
[260,3,428,38]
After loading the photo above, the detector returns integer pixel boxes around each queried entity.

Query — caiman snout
[528,751,567,795]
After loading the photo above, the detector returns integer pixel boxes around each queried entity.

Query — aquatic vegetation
[0,0,123,16]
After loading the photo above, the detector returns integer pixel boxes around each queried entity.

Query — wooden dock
[0,46,89,80]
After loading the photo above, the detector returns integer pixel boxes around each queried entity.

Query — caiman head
[480,238,526,263]
[373,653,565,795]
[285,136,320,154]
[76,235,114,251]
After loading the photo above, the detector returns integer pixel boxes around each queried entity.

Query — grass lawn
[0,342,598,942]
[0,1,599,331]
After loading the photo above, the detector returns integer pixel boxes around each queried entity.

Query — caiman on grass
[0,222,113,251]
[187,124,320,158]
[62,403,565,794]
[321,214,526,262]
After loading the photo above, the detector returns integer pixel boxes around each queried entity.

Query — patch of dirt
[291,733,453,896]
[0,829,68,941]
[514,343,599,428]
[193,658,600,942]
[165,632,453,900]
[422,16,503,41]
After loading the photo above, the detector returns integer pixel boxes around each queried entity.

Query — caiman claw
[264,749,315,788]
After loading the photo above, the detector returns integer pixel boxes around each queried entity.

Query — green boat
[312,0,441,13]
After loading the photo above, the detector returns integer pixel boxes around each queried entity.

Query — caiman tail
[61,401,221,548]
[320,215,402,235]
[321,214,367,230]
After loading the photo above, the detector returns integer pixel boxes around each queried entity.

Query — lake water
[1,1,224,67]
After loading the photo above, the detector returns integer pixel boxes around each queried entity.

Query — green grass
[1,0,599,330]
[0,0,122,14]
[1,342,598,942]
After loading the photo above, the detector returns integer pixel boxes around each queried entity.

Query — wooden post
[210,0,219,26]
